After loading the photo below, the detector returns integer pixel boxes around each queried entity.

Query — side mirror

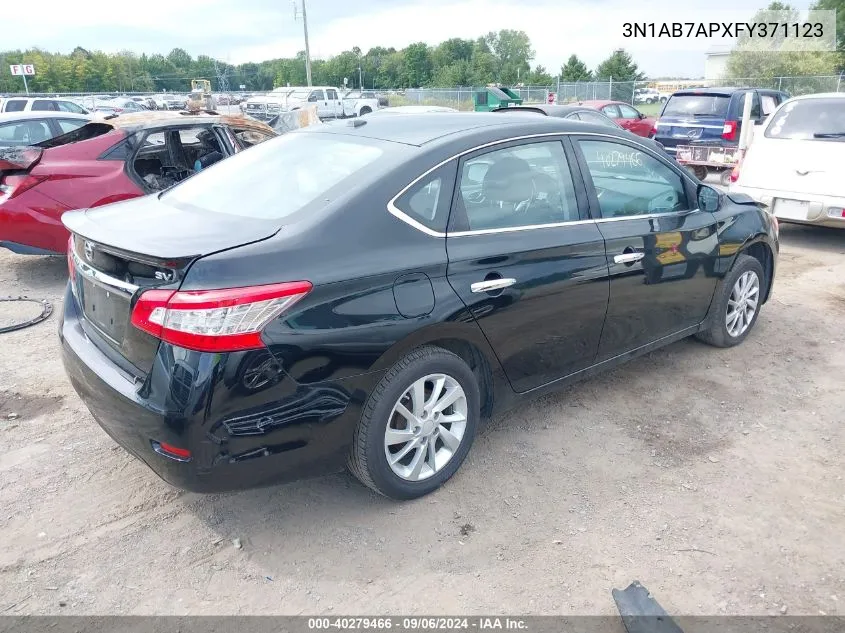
[638,112,645,119]
[697,184,721,212]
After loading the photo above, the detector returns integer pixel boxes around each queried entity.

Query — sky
[10,0,818,78]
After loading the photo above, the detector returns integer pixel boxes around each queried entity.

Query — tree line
[0,32,648,94]
[3,0,842,97]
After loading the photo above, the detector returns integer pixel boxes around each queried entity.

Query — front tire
[696,254,765,348]
[348,346,480,500]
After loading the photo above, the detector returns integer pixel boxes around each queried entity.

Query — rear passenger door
[572,135,719,359]
[445,138,610,392]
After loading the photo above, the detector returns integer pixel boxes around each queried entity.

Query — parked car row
[242,86,386,121]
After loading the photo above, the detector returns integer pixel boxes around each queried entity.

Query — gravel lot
[0,224,843,616]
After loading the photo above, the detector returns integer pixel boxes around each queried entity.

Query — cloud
[10,0,775,77]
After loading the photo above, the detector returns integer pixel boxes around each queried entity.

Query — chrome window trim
[386,131,687,239]
[449,218,596,237]
[71,248,139,295]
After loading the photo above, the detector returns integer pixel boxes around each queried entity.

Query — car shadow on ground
[179,336,710,538]
[778,223,845,254]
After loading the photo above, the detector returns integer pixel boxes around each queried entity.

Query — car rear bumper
[729,184,845,229]
[59,283,384,493]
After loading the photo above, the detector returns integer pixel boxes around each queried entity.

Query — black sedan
[494,104,671,157]
[492,103,624,127]
[60,113,778,500]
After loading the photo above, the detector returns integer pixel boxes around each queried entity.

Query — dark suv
[654,87,789,156]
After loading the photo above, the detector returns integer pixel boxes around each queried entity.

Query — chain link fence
[5,75,843,112]
[389,75,845,110]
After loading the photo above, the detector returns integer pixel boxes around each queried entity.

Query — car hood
[62,194,281,259]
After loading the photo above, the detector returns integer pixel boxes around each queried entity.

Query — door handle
[471,278,516,293]
[614,252,645,264]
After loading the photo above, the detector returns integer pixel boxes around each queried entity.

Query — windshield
[663,94,730,118]
[162,133,385,219]
[289,89,311,99]
[765,98,845,141]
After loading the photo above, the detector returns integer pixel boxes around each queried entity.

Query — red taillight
[730,148,745,183]
[652,120,659,135]
[730,163,740,183]
[130,282,312,353]
[151,440,192,462]
[722,120,738,141]
[0,173,47,199]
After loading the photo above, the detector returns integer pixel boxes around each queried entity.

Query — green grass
[636,102,663,116]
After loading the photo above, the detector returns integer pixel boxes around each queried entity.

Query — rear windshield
[663,94,730,118]
[765,98,845,141]
[162,132,385,219]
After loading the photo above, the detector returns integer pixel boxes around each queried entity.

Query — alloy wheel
[383,374,468,482]
[726,270,760,337]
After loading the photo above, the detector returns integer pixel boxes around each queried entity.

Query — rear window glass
[663,95,730,118]
[765,98,845,141]
[162,133,385,219]
[4,99,26,112]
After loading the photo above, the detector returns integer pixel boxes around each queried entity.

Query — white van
[0,97,89,114]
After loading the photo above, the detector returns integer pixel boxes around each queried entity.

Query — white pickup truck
[242,86,380,121]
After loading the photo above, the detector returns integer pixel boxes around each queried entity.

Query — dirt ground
[0,223,843,617]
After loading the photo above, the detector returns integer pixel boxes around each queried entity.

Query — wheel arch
[368,322,507,420]
[732,234,776,303]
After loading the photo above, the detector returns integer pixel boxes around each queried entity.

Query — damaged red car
[0,112,276,255]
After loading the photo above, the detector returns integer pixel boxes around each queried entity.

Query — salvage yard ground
[0,224,843,616]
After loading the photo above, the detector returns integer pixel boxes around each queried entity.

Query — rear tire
[691,165,708,181]
[696,254,765,348]
[359,106,372,116]
[348,346,480,500]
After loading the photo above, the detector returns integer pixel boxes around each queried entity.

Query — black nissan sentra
[60,113,778,500]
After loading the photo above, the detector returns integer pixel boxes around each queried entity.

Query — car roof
[673,87,785,96]
[302,112,618,147]
[492,104,601,117]
[783,92,845,102]
[0,111,90,122]
[98,111,274,133]
[578,100,614,108]
[1,96,78,103]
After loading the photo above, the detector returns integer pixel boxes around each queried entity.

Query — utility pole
[293,0,313,86]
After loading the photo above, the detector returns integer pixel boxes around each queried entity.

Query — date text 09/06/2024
[623,22,825,38]
[307,618,529,630]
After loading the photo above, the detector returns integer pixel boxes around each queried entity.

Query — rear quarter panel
[32,130,142,209]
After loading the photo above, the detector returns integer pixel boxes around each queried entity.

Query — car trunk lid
[64,195,282,376]
[739,137,842,198]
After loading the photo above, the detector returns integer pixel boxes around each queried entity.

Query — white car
[0,96,89,114]
[730,93,845,229]
[0,111,90,146]
[341,90,381,117]
[633,88,660,104]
